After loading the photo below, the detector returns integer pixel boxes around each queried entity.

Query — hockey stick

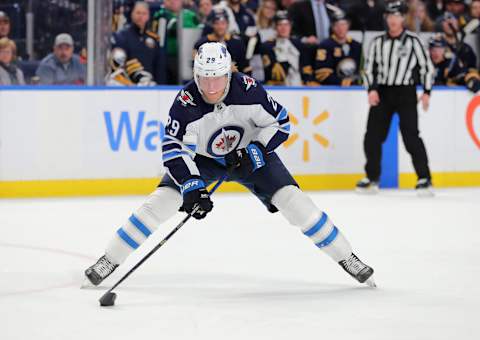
[99,175,227,306]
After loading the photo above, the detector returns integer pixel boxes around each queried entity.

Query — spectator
[347,0,386,32]
[261,11,314,85]
[105,47,156,86]
[0,38,25,85]
[0,10,26,60]
[197,0,214,25]
[435,0,469,30]
[257,0,278,42]
[313,11,362,86]
[0,11,10,40]
[152,0,200,84]
[469,0,480,23]
[35,33,86,85]
[440,12,477,68]
[288,0,340,46]
[472,0,480,16]
[278,0,296,10]
[113,5,128,32]
[405,1,435,32]
[215,0,257,37]
[426,0,445,20]
[112,1,167,84]
[194,9,251,74]
[428,34,480,92]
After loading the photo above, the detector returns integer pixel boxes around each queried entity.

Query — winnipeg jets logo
[207,126,244,157]
[215,133,237,152]
[177,90,196,107]
[243,75,257,91]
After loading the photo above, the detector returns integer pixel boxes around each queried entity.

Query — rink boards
[0,86,479,197]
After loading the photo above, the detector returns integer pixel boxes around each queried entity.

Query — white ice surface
[1,189,479,340]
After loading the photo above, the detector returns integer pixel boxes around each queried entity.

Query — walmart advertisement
[0,87,479,197]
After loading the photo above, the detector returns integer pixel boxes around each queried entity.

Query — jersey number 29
[167,117,180,136]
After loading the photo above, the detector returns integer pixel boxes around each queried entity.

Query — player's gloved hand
[225,142,267,179]
[180,177,213,219]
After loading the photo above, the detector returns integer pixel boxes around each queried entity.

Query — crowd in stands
[1,0,480,92]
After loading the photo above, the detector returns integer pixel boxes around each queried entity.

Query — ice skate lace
[342,255,366,275]
[93,257,116,278]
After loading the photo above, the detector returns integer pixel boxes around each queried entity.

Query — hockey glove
[225,142,266,179]
[181,177,213,220]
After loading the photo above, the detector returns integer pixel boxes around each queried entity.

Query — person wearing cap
[261,11,314,86]
[194,9,250,74]
[112,1,167,84]
[359,0,434,195]
[313,10,362,86]
[429,34,480,92]
[35,33,86,85]
[438,11,477,69]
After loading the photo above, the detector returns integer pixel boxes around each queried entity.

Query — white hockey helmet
[194,42,232,103]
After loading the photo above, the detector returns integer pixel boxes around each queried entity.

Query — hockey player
[428,34,480,92]
[261,11,315,86]
[313,11,362,86]
[85,42,375,288]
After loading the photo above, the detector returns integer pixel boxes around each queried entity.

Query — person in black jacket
[111,2,167,84]
[288,0,340,46]
[261,11,315,85]
[347,0,386,31]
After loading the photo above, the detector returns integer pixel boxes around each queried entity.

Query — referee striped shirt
[365,30,434,94]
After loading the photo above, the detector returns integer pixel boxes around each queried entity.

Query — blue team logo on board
[207,126,244,157]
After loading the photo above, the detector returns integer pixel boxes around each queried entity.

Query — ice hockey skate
[83,255,118,287]
[355,177,379,194]
[339,253,376,287]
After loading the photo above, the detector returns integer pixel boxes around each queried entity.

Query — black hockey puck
[99,292,117,307]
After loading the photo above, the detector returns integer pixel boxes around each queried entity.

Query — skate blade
[365,277,377,288]
[80,278,96,289]
[355,186,379,195]
[416,188,434,198]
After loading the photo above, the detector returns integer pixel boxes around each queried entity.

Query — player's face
[276,21,291,39]
[430,47,445,64]
[386,13,405,33]
[198,75,228,103]
[333,20,349,40]
[54,44,74,64]
[213,19,228,37]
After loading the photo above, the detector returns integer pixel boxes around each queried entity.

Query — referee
[357,0,434,195]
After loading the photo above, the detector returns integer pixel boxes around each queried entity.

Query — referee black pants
[363,86,431,181]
